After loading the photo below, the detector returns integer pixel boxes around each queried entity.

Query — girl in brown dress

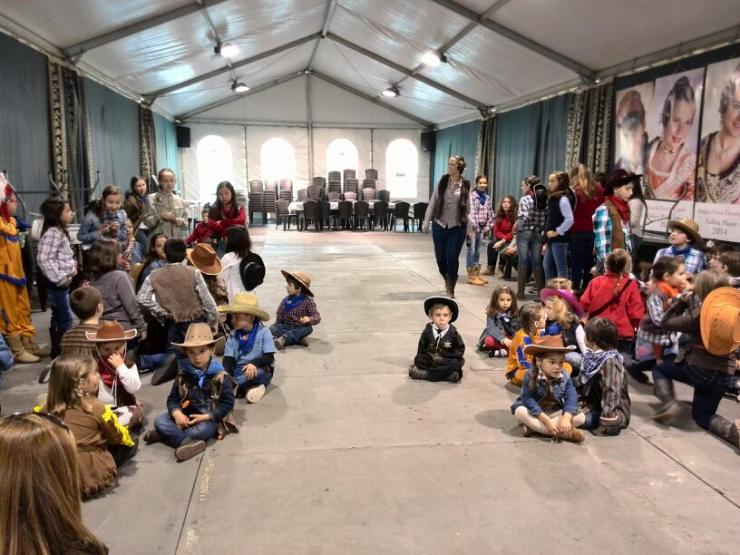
[39,354,138,498]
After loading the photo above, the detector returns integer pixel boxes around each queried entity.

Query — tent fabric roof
[1,0,738,126]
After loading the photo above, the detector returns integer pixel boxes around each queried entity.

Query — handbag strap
[588,278,633,318]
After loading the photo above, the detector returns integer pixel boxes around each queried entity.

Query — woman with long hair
[208,181,246,255]
[569,164,605,291]
[125,175,156,263]
[483,195,518,279]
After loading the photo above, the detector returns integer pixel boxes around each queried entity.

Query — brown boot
[558,428,586,443]
[6,334,40,364]
[480,265,495,276]
[22,335,51,358]
[476,266,489,284]
[467,266,485,287]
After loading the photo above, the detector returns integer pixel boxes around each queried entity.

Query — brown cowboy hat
[523,335,576,357]
[280,269,314,297]
[700,287,740,356]
[85,320,137,342]
[186,243,222,275]
[667,218,702,246]
[171,322,217,349]
[605,169,641,194]
[218,292,270,321]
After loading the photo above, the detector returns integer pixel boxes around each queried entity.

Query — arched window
[385,138,418,198]
[260,138,296,184]
[326,138,358,173]
[197,135,232,203]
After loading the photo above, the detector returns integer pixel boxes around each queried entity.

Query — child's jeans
[514,407,586,435]
[154,411,220,448]
[270,322,313,345]
[232,367,273,396]
[465,232,483,267]
[543,241,570,281]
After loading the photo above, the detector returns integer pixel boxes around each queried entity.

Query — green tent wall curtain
[432,120,482,189]
[153,113,180,179]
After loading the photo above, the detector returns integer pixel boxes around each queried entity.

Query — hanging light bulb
[381,86,400,98]
[220,42,239,59]
[231,81,249,93]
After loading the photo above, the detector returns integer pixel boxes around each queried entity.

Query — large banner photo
[694,57,740,242]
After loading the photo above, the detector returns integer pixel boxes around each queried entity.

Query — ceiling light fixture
[220,42,239,58]
[381,86,400,98]
[231,81,249,93]
[421,51,441,68]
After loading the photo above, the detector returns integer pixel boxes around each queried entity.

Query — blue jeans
[232,367,273,396]
[569,231,594,291]
[43,278,73,335]
[516,229,544,291]
[432,223,466,281]
[543,241,569,281]
[653,359,733,429]
[270,322,313,346]
[134,229,148,264]
[465,232,483,267]
[154,411,220,448]
[139,353,165,370]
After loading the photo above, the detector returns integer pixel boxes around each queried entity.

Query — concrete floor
[2,227,740,555]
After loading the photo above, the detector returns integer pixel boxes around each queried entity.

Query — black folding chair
[392,201,410,232]
[301,199,319,231]
[413,202,428,232]
[354,201,369,231]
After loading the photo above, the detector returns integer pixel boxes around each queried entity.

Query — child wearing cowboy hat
[511,335,586,442]
[219,293,276,403]
[271,270,321,350]
[186,242,228,306]
[652,271,740,448]
[653,218,706,275]
[85,320,143,428]
[143,323,236,462]
[408,296,465,383]
[540,288,587,371]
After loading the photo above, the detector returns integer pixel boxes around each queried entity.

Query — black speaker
[421,131,435,152]
[176,126,191,148]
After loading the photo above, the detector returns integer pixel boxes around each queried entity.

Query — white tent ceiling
[1,0,739,126]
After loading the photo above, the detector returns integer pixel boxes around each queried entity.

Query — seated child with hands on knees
[576,318,631,435]
[511,335,586,442]
[271,270,321,350]
[409,296,465,383]
[506,303,546,386]
[478,285,519,357]
[38,354,138,499]
[219,293,276,403]
[144,323,236,461]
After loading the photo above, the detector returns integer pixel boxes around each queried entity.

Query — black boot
[446,276,457,298]
[517,270,527,299]
[49,327,62,359]
[708,415,740,447]
[653,379,679,422]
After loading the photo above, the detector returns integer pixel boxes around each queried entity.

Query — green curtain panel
[153,113,180,179]
[433,120,482,188]
[493,103,540,202]
[535,95,571,180]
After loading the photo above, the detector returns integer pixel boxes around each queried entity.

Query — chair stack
[248,180,264,224]
[313,176,326,188]
[377,190,390,203]
[297,188,308,201]
[328,180,342,196]
[343,169,356,184]
[344,178,359,198]
[361,187,376,201]
[365,168,378,181]
[278,179,293,201]
[307,184,322,200]
[327,171,341,184]
[262,183,277,223]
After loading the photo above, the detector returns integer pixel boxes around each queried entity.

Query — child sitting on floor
[506,303,546,386]
[38,354,137,498]
[541,288,587,372]
[185,207,212,246]
[478,285,519,357]
[86,321,143,428]
[219,292,276,403]
[576,318,631,435]
[60,286,104,359]
[144,323,236,461]
[271,270,321,350]
[408,296,465,383]
[511,335,586,442]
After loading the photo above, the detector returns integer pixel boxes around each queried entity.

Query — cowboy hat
[423,296,459,323]
[605,169,641,194]
[186,243,222,275]
[700,287,740,356]
[523,335,576,356]
[540,288,585,319]
[217,292,270,321]
[281,269,314,297]
[85,320,137,342]
[240,253,265,291]
[667,218,702,246]
[171,322,217,349]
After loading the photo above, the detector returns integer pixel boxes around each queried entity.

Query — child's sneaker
[558,429,585,443]
[143,430,161,444]
[175,438,206,461]
[246,384,266,403]
[447,371,461,383]
[274,336,286,350]
[408,365,429,380]
[522,426,536,437]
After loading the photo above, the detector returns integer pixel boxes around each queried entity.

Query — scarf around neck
[284,293,305,309]
[606,195,630,223]
[668,245,691,257]
[656,281,680,299]
[236,321,262,356]
[181,358,221,390]
[580,349,623,383]
[475,190,488,205]
[97,347,127,389]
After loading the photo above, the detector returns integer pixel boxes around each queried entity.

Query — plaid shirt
[276,295,321,327]
[593,205,632,261]
[637,289,675,346]
[653,246,706,275]
[36,227,76,285]
[467,192,493,234]
[516,195,547,233]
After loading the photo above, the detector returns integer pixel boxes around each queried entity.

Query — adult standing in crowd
[125,175,157,263]
[149,169,188,239]
[422,155,471,298]
[569,164,604,292]
[208,181,246,255]
[593,169,637,274]
[515,175,547,299]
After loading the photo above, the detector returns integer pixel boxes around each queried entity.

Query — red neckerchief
[97,357,120,389]
[221,201,236,219]
[656,281,680,300]
[606,195,629,223]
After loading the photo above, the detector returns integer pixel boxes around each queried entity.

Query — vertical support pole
[306,74,315,183]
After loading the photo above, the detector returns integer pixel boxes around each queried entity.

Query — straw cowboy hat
[523,335,576,356]
[85,320,137,342]
[171,322,217,348]
[186,243,222,275]
[217,292,270,321]
[281,269,314,297]
[540,288,585,319]
[423,296,459,323]
[667,218,702,246]
[700,287,740,356]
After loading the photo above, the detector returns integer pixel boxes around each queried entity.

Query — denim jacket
[78,209,128,247]
[511,369,579,416]
[167,358,234,422]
